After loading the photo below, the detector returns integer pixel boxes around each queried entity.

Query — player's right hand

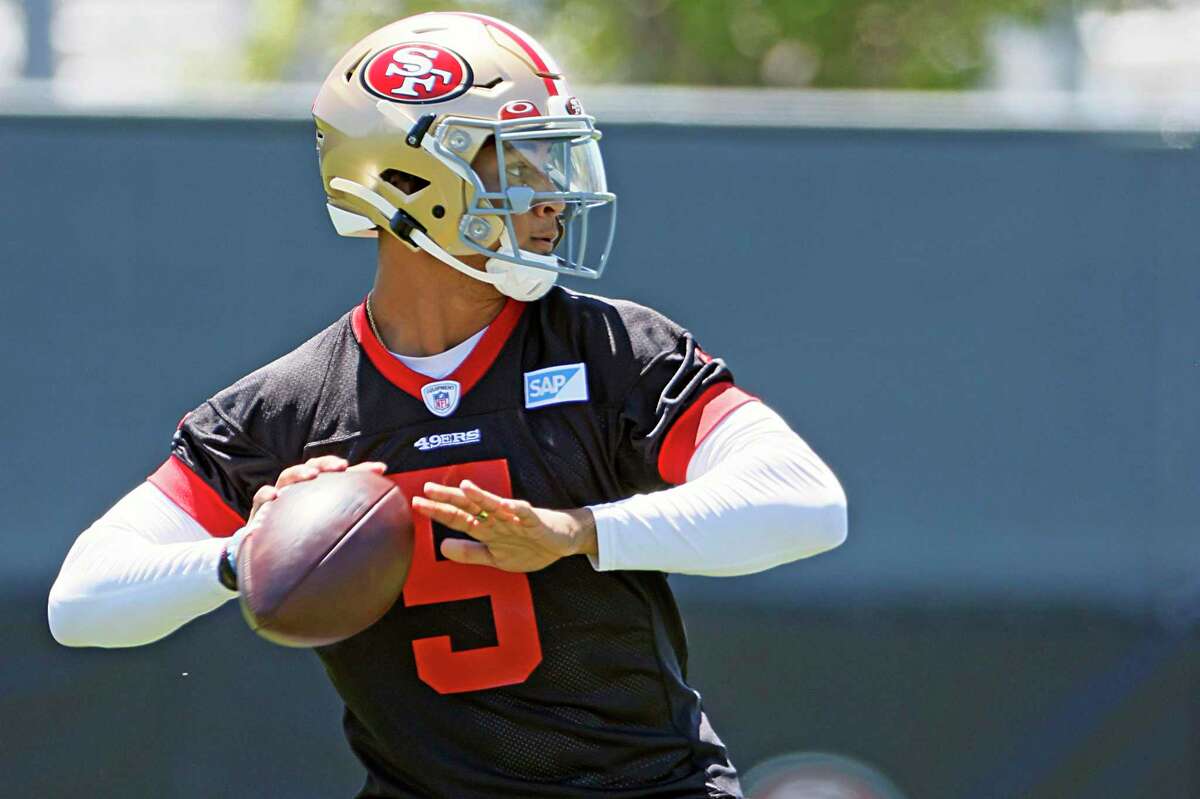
[248,456,388,521]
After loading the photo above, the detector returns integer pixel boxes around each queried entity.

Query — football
[236,471,412,648]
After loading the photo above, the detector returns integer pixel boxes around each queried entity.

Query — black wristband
[217,545,239,591]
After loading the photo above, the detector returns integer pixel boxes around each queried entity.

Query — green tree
[244,0,1071,89]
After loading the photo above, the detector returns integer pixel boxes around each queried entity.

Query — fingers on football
[275,464,317,487]
[306,455,350,472]
[439,537,498,567]
[348,461,387,474]
[411,497,493,540]
[249,484,279,519]
[253,459,385,520]
[461,480,532,526]
[275,456,346,489]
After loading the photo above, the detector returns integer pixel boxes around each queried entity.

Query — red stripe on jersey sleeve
[657,384,758,485]
[148,455,245,537]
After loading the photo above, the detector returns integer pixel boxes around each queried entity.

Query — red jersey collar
[350,298,526,399]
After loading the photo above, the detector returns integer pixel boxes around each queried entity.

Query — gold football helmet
[313,12,617,300]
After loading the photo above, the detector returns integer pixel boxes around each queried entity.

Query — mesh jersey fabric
[150,287,745,798]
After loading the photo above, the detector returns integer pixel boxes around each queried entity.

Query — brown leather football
[236,471,412,648]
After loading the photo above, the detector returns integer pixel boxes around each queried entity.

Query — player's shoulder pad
[197,312,353,460]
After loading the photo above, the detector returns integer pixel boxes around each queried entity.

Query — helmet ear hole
[380,169,430,197]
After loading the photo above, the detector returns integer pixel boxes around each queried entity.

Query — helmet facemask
[428,114,617,282]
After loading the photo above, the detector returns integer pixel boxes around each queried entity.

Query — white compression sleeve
[588,401,847,576]
[48,482,237,648]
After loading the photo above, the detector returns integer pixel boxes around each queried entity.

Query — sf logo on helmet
[362,42,473,104]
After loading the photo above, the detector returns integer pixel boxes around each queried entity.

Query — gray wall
[2,116,1197,798]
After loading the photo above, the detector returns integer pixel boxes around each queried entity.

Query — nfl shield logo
[420,380,461,418]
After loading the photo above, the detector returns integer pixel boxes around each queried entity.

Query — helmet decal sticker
[565,96,584,116]
[499,100,542,120]
[362,42,474,104]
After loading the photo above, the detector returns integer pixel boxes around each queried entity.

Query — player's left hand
[412,480,597,572]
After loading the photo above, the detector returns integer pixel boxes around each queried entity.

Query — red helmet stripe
[449,12,560,96]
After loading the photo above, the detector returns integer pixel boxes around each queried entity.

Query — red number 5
[390,460,543,694]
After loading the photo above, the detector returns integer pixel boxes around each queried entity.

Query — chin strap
[329,178,557,301]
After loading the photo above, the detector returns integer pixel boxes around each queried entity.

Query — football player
[48,12,847,799]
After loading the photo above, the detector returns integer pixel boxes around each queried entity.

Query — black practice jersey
[149,287,754,798]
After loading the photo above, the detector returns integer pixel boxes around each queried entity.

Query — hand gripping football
[236,471,412,647]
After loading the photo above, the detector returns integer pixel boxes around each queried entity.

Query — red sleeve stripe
[657,384,758,485]
[148,455,245,538]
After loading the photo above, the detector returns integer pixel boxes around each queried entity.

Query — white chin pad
[480,229,557,301]
[484,257,557,301]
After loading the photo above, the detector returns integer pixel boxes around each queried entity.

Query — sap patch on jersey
[524,363,588,409]
[421,380,461,417]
